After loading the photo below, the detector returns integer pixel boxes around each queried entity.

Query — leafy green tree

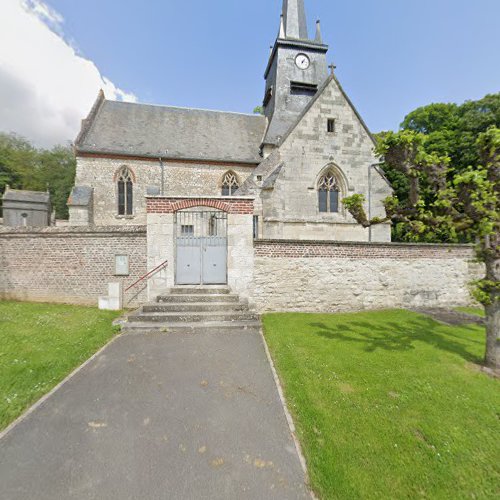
[0,160,18,194]
[0,133,75,219]
[253,106,264,115]
[379,93,500,210]
[343,127,500,369]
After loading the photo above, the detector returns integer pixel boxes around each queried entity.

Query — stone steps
[142,302,248,313]
[157,294,240,304]
[162,286,231,295]
[121,321,261,335]
[128,311,259,323]
[122,286,260,335]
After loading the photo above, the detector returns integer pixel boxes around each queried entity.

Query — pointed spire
[282,0,308,40]
[279,14,286,38]
[315,20,322,43]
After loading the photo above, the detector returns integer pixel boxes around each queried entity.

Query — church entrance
[175,210,228,285]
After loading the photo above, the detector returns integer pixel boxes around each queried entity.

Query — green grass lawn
[0,301,121,431]
[456,306,486,318]
[263,310,500,500]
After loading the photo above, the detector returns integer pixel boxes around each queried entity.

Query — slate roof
[262,164,284,189]
[76,99,267,164]
[237,150,282,196]
[2,189,50,204]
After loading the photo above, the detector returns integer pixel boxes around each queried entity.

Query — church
[0,1,476,314]
[67,0,393,297]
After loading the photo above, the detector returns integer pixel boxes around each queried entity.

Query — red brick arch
[146,197,254,215]
[172,198,231,213]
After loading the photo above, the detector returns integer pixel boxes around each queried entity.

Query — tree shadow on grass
[308,314,483,364]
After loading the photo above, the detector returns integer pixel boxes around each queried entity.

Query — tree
[379,93,500,215]
[401,93,500,170]
[343,127,500,369]
[253,106,264,115]
[36,146,76,219]
[0,132,75,219]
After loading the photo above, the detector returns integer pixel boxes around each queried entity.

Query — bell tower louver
[262,0,329,152]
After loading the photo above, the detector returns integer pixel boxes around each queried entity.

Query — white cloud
[25,0,63,30]
[0,0,137,147]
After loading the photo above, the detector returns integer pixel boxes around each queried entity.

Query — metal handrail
[125,259,168,292]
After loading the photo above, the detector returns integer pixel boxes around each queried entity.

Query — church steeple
[282,0,308,40]
[261,0,329,151]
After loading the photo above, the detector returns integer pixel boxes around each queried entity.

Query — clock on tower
[261,0,329,149]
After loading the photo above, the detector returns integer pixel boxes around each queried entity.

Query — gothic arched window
[221,171,239,196]
[318,171,340,213]
[117,167,134,216]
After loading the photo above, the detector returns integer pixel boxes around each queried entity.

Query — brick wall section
[0,226,147,307]
[146,197,254,214]
[254,240,475,259]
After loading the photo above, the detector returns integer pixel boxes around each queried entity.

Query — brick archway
[172,198,231,213]
[146,197,254,215]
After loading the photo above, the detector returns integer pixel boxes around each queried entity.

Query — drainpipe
[368,163,384,243]
[368,164,373,242]
[159,156,166,196]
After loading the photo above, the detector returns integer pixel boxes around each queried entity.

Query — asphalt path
[0,330,309,499]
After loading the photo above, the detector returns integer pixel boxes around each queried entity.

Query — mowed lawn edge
[262,309,500,500]
[0,301,121,431]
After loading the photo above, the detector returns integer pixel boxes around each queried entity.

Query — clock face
[295,53,310,70]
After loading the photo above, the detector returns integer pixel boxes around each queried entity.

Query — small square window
[181,225,194,235]
[256,175,263,182]
[327,119,336,133]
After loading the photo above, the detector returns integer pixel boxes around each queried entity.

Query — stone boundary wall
[254,239,474,259]
[146,196,254,214]
[253,239,482,313]
[0,226,147,307]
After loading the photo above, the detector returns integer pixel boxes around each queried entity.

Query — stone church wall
[0,226,147,306]
[252,240,481,313]
[256,76,393,242]
[75,156,255,226]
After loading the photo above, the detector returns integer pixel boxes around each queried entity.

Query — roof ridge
[104,99,264,118]
[5,188,48,194]
[75,90,105,147]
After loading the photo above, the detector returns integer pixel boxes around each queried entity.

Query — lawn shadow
[309,313,482,364]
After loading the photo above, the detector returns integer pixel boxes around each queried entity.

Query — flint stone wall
[74,156,255,226]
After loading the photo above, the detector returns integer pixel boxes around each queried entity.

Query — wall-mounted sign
[115,255,129,276]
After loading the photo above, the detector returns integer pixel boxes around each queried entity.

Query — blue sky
[1,0,499,145]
